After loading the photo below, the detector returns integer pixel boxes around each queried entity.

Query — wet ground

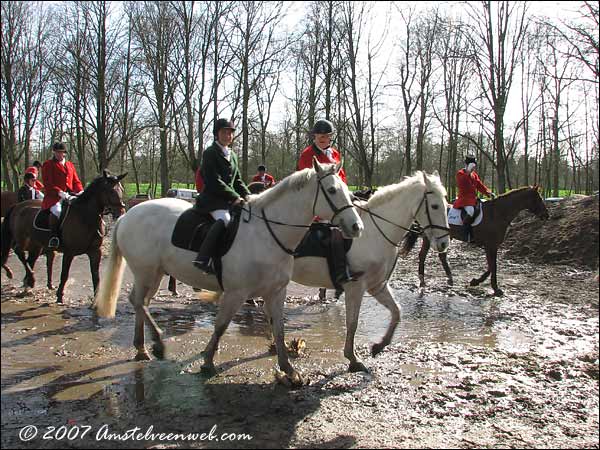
[1,238,599,448]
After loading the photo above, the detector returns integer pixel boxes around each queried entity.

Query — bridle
[353,185,450,248]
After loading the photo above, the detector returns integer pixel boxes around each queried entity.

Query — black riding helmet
[213,118,236,137]
[465,155,477,165]
[258,164,266,172]
[311,119,335,135]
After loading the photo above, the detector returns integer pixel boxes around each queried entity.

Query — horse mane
[71,175,108,205]
[368,171,446,209]
[248,167,314,207]
[495,186,534,200]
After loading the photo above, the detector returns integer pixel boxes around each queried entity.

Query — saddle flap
[171,208,214,252]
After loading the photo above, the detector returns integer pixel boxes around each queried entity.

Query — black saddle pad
[294,223,352,258]
[34,209,51,230]
[171,208,214,252]
[171,206,243,290]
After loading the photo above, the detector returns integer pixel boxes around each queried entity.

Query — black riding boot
[463,214,475,243]
[48,214,60,249]
[193,219,226,274]
[330,228,363,298]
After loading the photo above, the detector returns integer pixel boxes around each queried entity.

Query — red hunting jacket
[24,166,45,191]
[453,168,491,208]
[297,144,347,184]
[251,173,275,186]
[41,158,84,210]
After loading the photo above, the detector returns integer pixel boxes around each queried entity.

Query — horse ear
[117,172,128,181]
[103,169,109,178]
[432,169,440,178]
[335,159,343,174]
[312,156,323,174]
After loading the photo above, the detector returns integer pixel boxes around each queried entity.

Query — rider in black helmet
[192,118,250,274]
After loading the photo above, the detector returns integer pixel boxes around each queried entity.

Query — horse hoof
[56,298,63,304]
[493,289,504,297]
[447,278,454,286]
[135,351,152,361]
[349,361,370,373]
[469,279,479,287]
[152,343,166,360]
[47,284,55,290]
[200,364,217,377]
[371,343,385,357]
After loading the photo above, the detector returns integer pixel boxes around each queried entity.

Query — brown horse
[404,185,550,296]
[1,191,18,218]
[1,171,127,303]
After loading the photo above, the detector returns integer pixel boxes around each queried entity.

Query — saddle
[171,206,243,289]
[32,202,70,247]
[294,222,353,292]
[448,200,485,242]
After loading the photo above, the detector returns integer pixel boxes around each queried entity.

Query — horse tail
[1,206,15,268]
[399,227,420,256]
[95,218,126,318]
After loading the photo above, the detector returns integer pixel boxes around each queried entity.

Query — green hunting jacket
[195,141,250,212]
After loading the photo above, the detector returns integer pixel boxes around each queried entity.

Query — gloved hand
[489,192,496,199]
[232,197,244,207]
[59,191,74,202]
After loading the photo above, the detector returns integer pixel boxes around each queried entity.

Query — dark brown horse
[404,185,549,296]
[1,191,18,218]
[1,171,126,303]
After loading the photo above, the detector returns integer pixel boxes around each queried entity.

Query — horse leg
[25,248,43,288]
[56,253,75,304]
[201,291,246,376]
[168,276,178,296]
[318,288,327,300]
[129,285,151,361]
[369,283,400,358]
[439,252,453,286]
[488,247,503,296]
[14,247,34,288]
[263,287,306,386]
[46,251,55,290]
[88,248,101,298]
[418,238,430,287]
[470,247,491,287]
[343,285,368,373]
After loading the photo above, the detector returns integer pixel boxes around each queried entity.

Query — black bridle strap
[415,191,450,238]
[261,209,299,256]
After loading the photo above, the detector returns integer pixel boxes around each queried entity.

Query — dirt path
[1,240,598,448]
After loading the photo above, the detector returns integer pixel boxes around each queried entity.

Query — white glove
[58,191,68,200]
[489,192,496,199]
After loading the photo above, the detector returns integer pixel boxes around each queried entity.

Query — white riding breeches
[50,202,62,218]
[210,209,231,226]
[464,206,475,217]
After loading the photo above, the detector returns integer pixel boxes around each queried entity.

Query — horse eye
[431,204,439,210]
[327,187,337,195]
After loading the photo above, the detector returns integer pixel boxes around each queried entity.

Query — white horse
[291,171,450,372]
[94,159,363,386]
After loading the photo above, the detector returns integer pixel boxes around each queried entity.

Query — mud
[1,234,599,448]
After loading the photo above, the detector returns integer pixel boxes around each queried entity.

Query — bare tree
[464,1,529,193]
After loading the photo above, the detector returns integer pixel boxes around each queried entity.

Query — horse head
[414,171,450,253]
[95,170,127,219]
[529,185,550,220]
[312,157,363,239]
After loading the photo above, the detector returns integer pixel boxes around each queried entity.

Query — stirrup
[48,237,60,248]
[193,258,214,274]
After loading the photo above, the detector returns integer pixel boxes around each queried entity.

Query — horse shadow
[1,356,363,449]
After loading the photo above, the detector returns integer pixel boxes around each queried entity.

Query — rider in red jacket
[454,155,495,241]
[251,165,275,187]
[297,119,360,296]
[42,142,84,248]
